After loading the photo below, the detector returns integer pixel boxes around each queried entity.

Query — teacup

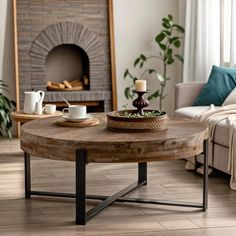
[62,105,87,119]
[43,104,56,114]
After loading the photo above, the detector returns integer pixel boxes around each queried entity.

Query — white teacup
[62,105,87,119]
[43,104,56,114]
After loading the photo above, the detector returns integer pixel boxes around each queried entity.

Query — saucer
[62,114,93,122]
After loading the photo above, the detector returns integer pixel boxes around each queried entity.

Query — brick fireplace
[16,0,113,112]
[45,44,90,90]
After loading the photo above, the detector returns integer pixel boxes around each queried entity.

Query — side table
[11,110,63,137]
[11,110,63,123]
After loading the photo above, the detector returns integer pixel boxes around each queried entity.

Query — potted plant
[124,14,184,110]
[0,80,15,138]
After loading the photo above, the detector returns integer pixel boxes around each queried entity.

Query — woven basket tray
[107,110,168,132]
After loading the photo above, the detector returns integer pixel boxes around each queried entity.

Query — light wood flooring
[1,139,236,235]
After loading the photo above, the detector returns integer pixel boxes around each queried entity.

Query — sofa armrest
[175,82,206,109]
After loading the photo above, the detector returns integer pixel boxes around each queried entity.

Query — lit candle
[135,80,146,92]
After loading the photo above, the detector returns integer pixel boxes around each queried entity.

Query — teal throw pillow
[193,65,236,106]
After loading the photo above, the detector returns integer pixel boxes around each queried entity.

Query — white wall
[113,0,182,114]
[0,0,15,101]
[0,0,182,116]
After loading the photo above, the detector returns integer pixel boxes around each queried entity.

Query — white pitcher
[23,91,45,114]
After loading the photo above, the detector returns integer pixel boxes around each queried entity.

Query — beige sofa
[174,82,229,174]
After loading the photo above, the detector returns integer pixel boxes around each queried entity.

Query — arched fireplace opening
[45,44,89,91]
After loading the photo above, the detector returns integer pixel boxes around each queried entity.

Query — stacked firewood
[47,76,89,91]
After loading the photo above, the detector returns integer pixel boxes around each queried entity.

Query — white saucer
[62,114,93,122]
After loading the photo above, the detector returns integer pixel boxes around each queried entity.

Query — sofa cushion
[222,87,236,106]
[193,65,236,106]
[175,106,229,147]
[196,144,230,174]
[174,106,211,118]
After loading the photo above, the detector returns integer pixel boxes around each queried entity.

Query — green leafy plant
[0,80,15,138]
[116,110,166,118]
[124,14,184,110]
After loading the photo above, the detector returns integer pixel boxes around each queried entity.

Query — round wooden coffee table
[20,113,208,225]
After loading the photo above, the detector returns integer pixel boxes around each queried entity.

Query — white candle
[135,80,146,92]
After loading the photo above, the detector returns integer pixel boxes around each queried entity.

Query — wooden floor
[1,139,236,235]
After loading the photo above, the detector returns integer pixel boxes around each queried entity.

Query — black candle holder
[132,90,150,116]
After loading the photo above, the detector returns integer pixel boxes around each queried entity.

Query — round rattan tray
[107,110,168,132]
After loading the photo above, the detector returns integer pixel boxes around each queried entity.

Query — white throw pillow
[222,87,236,106]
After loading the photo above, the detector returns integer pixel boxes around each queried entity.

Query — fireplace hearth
[45,44,90,91]
[15,0,113,112]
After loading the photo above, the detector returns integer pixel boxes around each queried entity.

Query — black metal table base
[24,140,208,225]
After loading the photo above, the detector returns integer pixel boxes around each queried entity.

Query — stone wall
[16,0,112,111]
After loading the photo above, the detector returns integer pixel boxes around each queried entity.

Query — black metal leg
[203,139,208,211]
[76,149,87,225]
[24,152,31,199]
[27,142,208,225]
[138,162,147,185]
[86,180,142,222]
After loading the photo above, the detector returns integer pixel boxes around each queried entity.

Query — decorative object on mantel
[107,82,167,131]
[0,80,16,138]
[124,14,184,110]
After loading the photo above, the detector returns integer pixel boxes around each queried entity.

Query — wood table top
[11,110,63,123]
[20,113,208,163]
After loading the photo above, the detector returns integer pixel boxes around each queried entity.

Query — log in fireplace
[45,44,89,91]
